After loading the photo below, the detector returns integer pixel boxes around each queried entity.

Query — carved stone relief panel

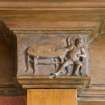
[17,31,89,78]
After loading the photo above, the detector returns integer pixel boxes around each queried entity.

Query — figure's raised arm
[80,47,87,58]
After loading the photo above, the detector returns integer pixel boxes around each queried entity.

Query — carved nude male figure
[49,37,87,78]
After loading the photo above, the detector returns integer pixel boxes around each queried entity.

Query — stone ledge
[78,84,105,101]
[0,83,25,96]
[0,1,105,9]
[17,76,90,90]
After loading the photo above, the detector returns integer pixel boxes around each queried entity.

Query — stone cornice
[78,84,105,101]
[0,1,105,11]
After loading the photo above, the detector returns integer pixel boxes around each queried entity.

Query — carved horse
[24,44,64,75]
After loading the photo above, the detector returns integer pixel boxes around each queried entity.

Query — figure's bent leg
[49,60,73,78]
[74,61,83,76]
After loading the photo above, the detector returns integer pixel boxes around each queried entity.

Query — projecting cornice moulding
[0,1,105,11]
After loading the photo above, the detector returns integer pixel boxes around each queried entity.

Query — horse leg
[25,54,30,72]
[54,57,62,72]
[33,56,39,75]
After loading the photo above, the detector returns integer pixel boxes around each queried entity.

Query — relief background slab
[17,31,89,77]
